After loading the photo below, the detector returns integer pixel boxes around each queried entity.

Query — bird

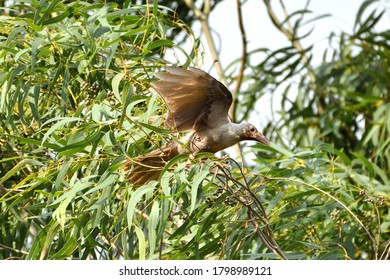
[128,66,269,186]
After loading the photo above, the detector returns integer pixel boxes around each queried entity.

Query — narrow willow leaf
[43,9,72,25]
[54,157,73,190]
[137,122,171,134]
[31,37,45,72]
[41,117,82,145]
[0,159,43,185]
[355,0,378,28]
[52,176,95,227]
[189,169,209,215]
[122,24,152,37]
[144,39,174,53]
[112,72,125,101]
[91,104,101,122]
[364,124,381,146]
[41,221,60,260]
[51,232,78,259]
[7,65,26,92]
[28,85,41,124]
[36,0,62,25]
[160,154,188,179]
[127,184,156,228]
[134,225,146,260]
[266,190,283,215]
[125,98,147,119]
[279,203,308,218]
[160,171,174,197]
[371,164,389,186]
[148,200,159,258]
[351,152,375,179]
[26,221,59,260]
[14,49,28,61]
[269,142,294,157]
[0,80,7,112]
[85,173,117,196]
[195,210,218,243]
[318,143,351,165]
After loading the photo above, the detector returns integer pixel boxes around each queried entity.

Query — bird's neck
[223,122,247,141]
[203,122,247,152]
[229,122,248,135]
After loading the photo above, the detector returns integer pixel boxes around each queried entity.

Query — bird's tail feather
[125,144,179,187]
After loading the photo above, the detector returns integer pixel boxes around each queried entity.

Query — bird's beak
[253,132,270,146]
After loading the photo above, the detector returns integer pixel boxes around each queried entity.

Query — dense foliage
[0,0,389,260]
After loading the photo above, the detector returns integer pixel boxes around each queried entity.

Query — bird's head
[241,123,270,146]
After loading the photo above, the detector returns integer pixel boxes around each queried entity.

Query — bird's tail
[124,144,179,187]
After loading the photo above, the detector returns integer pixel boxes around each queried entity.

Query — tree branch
[184,0,225,81]
[231,0,248,123]
[215,159,287,260]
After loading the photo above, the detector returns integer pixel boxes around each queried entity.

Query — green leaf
[189,169,209,215]
[41,117,83,145]
[127,184,156,228]
[266,190,282,215]
[54,157,73,190]
[148,200,159,258]
[0,159,43,185]
[144,39,174,53]
[269,142,294,157]
[351,152,375,179]
[355,0,379,29]
[112,72,125,101]
[27,221,60,260]
[134,225,146,260]
[137,122,170,134]
[31,37,45,72]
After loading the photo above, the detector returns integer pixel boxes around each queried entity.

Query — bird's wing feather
[151,66,232,132]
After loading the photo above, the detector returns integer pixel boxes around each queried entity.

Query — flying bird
[128,66,269,186]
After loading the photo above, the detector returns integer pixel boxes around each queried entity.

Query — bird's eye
[249,126,256,133]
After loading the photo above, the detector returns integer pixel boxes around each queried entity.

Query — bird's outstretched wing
[151,67,233,132]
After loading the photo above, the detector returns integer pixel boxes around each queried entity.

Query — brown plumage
[127,66,269,186]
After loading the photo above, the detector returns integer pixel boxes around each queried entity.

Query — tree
[0,0,388,260]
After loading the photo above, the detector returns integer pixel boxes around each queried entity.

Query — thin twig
[232,0,248,123]
[184,0,225,80]
[0,244,28,255]
[380,239,390,260]
[215,161,287,259]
